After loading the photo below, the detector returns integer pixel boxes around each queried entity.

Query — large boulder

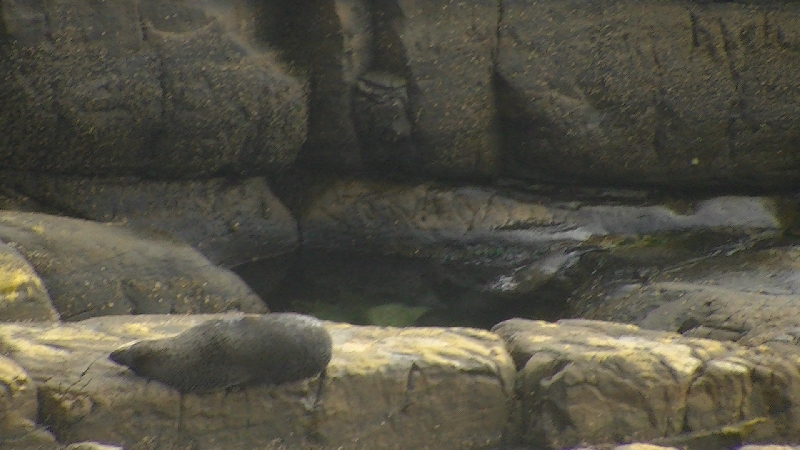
[493,318,800,449]
[0,0,306,177]
[0,314,516,450]
[498,1,800,190]
[0,240,57,321]
[0,212,267,321]
[574,242,800,346]
[281,0,500,177]
[3,174,299,268]
[0,355,57,448]
[373,0,500,177]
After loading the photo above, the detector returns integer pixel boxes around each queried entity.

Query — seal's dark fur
[109,313,332,393]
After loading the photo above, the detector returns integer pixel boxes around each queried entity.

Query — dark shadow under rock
[263,249,572,329]
[293,179,782,328]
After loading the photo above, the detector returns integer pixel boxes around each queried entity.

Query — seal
[108,313,333,394]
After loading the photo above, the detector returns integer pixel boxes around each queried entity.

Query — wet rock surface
[571,238,800,346]
[293,179,781,327]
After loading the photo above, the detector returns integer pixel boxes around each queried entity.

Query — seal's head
[109,341,163,375]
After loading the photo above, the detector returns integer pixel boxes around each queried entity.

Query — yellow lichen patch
[584,334,628,349]
[528,332,707,381]
[1,335,69,359]
[116,322,178,339]
[613,336,704,377]
[682,337,729,359]
[330,340,393,375]
[36,327,120,346]
[450,327,507,341]
[0,356,30,397]
[30,225,45,235]
[706,358,750,375]
[329,326,514,383]
[337,341,375,355]
[521,320,560,332]
[0,268,41,299]
[328,326,513,380]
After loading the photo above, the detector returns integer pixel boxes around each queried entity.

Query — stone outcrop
[0,211,267,321]
[295,179,780,327]
[5,315,800,448]
[282,0,500,177]
[301,180,779,259]
[0,0,307,178]
[572,240,800,346]
[0,354,56,448]
[2,174,299,268]
[0,314,515,450]
[373,0,500,177]
[5,0,800,187]
[0,241,57,321]
[493,318,800,449]
[497,1,800,189]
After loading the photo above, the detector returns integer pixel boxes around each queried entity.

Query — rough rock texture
[0,314,516,450]
[301,180,554,257]
[498,1,800,190]
[352,71,416,172]
[0,241,57,321]
[570,444,800,450]
[63,443,123,450]
[492,318,800,449]
[3,174,298,268]
[0,355,57,448]
[302,180,779,259]
[0,212,267,321]
[572,241,800,346]
[0,0,306,177]
[297,180,780,327]
[279,0,500,178]
[376,0,500,177]
[373,0,500,177]
[284,0,370,171]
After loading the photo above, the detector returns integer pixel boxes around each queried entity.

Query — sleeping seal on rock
[108,313,333,394]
